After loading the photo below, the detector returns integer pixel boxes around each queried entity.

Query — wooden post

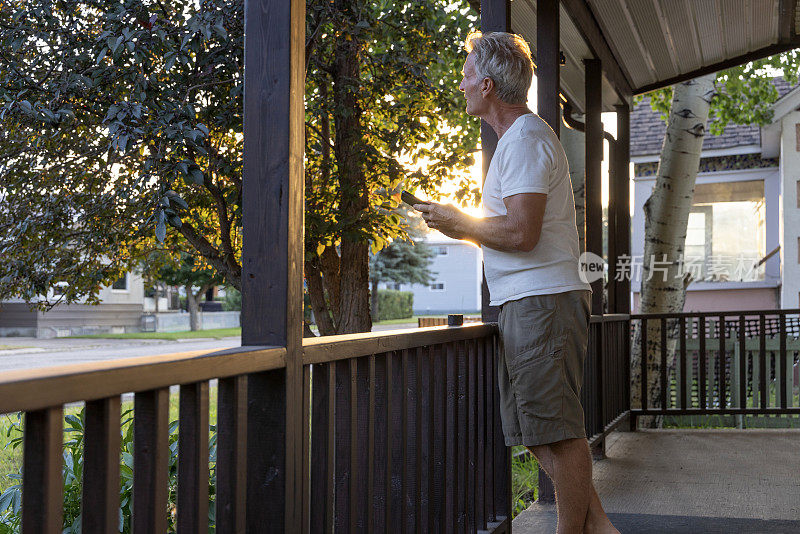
[479,0,510,325]
[242,0,305,532]
[613,103,631,314]
[532,0,561,505]
[584,58,603,315]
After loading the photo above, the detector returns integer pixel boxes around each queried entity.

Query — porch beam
[241,0,305,532]
[634,40,800,95]
[480,0,510,324]
[612,104,631,314]
[537,0,560,137]
[584,58,603,314]
[779,0,797,44]
[560,0,633,99]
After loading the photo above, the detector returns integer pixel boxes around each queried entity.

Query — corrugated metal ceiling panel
[659,0,703,74]
[626,0,678,80]
[721,1,752,57]
[589,0,655,89]
[689,0,725,66]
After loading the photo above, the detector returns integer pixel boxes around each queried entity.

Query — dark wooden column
[537,0,560,137]
[613,103,631,313]
[584,58,603,315]
[533,0,562,505]
[241,0,305,532]
[480,0,510,324]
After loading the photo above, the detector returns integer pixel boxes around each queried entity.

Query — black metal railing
[630,309,800,422]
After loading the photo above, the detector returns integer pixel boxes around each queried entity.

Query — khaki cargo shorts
[497,290,590,447]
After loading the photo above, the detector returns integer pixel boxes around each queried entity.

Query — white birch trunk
[630,75,716,425]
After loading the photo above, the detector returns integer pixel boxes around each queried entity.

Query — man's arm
[416,192,546,252]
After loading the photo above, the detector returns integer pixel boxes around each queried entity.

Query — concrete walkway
[514,429,800,533]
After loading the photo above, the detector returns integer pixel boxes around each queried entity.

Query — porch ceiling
[502,0,800,113]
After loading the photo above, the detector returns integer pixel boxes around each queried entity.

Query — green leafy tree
[369,233,436,321]
[0,0,479,333]
[157,252,224,331]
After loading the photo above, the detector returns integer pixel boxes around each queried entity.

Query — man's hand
[415,202,467,240]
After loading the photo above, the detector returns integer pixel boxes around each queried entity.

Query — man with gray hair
[417,31,618,534]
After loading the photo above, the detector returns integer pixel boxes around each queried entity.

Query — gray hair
[464,31,533,105]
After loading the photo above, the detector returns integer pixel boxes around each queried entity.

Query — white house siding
[382,236,482,315]
[780,111,800,308]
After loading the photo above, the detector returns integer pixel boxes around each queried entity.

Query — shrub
[0,410,217,533]
[376,290,413,321]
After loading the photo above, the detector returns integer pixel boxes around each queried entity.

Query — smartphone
[401,190,429,208]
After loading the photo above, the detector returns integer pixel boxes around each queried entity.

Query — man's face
[458,53,487,117]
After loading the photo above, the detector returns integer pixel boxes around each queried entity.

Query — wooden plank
[456,342,468,532]
[22,407,63,534]
[403,349,418,532]
[444,343,457,534]
[178,382,210,534]
[334,360,351,531]
[537,0,560,137]
[133,388,169,534]
[388,352,404,531]
[82,396,121,534]
[660,319,668,409]
[372,353,388,533]
[0,346,284,415]
[561,0,634,98]
[699,316,707,410]
[760,315,768,410]
[351,358,369,531]
[327,362,336,532]
[585,57,604,314]
[216,375,247,534]
[476,338,487,530]
[719,316,726,409]
[780,315,788,410]
[431,344,446,532]
[367,356,376,534]
[491,335,511,522]
[303,324,497,365]
[245,369,287,532]
[417,346,432,533]
[641,318,648,410]
[301,364,311,534]
[241,0,305,528]
[467,339,478,533]
[679,317,687,409]
[739,315,747,409]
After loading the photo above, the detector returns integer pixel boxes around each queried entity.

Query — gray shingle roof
[630,78,794,157]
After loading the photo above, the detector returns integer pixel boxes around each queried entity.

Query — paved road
[0,322,418,373]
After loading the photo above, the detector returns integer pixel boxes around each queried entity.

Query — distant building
[379,234,482,315]
[0,273,145,338]
[631,80,800,312]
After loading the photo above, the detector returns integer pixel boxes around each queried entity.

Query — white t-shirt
[481,113,591,306]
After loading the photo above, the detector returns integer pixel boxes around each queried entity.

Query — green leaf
[189,168,204,184]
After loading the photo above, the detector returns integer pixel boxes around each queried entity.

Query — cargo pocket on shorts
[508,332,567,422]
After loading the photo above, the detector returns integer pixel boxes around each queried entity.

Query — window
[111,274,129,291]
[436,245,448,255]
[685,180,766,282]
[430,282,445,291]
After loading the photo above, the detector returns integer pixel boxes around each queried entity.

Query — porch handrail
[0,346,286,414]
[303,323,497,364]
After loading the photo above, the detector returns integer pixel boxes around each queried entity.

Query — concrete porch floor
[513,429,800,533]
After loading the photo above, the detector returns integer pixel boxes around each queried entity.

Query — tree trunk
[331,14,371,335]
[186,284,200,331]
[370,279,379,321]
[630,75,716,427]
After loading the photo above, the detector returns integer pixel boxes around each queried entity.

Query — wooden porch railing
[0,323,510,533]
[629,309,800,424]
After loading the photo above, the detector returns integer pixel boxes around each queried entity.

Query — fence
[0,323,509,533]
[629,309,800,423]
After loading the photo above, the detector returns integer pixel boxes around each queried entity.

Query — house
[0,273,146,338]
[630,80,799,312]
[379,234,483,315]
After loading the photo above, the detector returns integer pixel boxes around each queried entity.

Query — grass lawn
[511,446,539,517]
[0,346,32,351]
[374,315,441,325]
[69,327,242,340]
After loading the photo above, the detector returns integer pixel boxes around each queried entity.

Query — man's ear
[481,77,494,98]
